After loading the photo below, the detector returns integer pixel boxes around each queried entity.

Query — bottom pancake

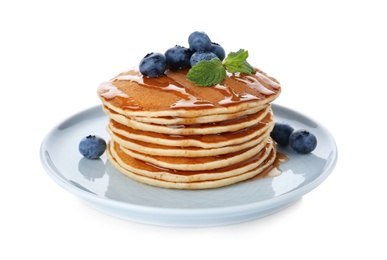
[107,139,277,190]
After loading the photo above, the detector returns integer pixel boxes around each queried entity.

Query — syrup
[98,68,280,111]
[116,71,215,109]
[266,152,289,177]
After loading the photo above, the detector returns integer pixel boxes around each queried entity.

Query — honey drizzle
[97,81,140,110]
[213,84,259,106]
[98,68,280,110]
[116,72,215,109]
[98,81,129,99]
[213,70,279,106]
[234,75,275,95]
[265,152,289,177]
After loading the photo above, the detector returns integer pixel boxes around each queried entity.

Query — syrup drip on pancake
[233,75,275,95]
[213,84,259,106]
[98,82,129,99]
[98,80,141,110]
[115,69,215,109]
[98,67,280,111]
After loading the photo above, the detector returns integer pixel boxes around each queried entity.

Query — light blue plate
[40,104,337,227]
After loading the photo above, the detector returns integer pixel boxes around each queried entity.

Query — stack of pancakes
[97,67,281,189]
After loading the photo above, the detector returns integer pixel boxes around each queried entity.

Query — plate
[40,104,337,227]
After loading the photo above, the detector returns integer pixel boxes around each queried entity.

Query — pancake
[122,105,266,125]
[98,66,282,189]
[107,140,276,189]
[119,135,272,171]
[102,104,271,135]
[98,67,280,118]
[111,125,273,157]
[107,110,274,148]
[108,121,274,157]
[109,139,274,182]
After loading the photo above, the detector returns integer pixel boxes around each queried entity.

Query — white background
[1,0,386,259]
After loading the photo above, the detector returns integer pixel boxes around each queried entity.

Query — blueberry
[79,135,107,159]
[270,122,294,146]
[165,45,193,70]
[289,130,317,154]
[188,31,212,52]
[190,51,218,67]
[211,42,226,61]
[139,52,167,77]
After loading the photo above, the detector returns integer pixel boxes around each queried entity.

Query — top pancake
[97,67,281,119]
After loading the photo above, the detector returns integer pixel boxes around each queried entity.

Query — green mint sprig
[187,49,255,87]
[224,49,256,75]
[186,58,226,87]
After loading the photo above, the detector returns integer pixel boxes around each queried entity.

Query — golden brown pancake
[126,105,266,125]
[108,122,273,157]
[103,104,271,135]
[98,67,280,117]
[107,140,277,189]
[119,135,272,171]
[107,110,274,148]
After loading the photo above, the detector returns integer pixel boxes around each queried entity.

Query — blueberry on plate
[188,31,212,52]
[165,45,193,70]
[190,51,218,67]
[270,122,294,146]
[139,52,167,77]
[289,129,317,154]
[210,42,226,61]
[79,135,107,159]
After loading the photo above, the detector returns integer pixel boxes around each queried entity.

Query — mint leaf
[186,49,256,87]
[224,49,255,75]
[187,58,227,86]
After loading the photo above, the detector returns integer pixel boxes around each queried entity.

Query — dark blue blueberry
[139,52,167,77]
[79,135,107,159]
[211,42,226,60]
[165,45,193,70]
[270,122,294,146]
[188,31,212,52]
[190,51,218,67]
[289,129,317,154]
